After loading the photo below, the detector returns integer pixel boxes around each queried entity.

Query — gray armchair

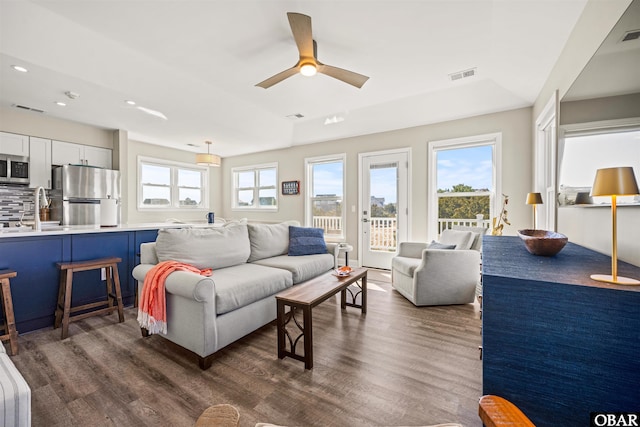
[391,228,484,306]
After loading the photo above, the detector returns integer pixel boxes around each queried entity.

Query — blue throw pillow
[288,226,328,256]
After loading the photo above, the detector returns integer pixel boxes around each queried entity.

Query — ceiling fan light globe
[300,63,317,77]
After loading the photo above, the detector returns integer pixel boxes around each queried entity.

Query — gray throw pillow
[247,220,299,262]
[428,240,456,250]
[439,229,475,250]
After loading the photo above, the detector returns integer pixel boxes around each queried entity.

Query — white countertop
[0,221,220,238]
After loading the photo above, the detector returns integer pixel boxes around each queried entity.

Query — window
[232,163,278,210]
[305,154,346,240]
[137,156,209,209]
[559,120,640,206]
[428,133,502,240]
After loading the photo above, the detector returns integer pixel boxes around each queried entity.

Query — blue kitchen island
[0,224,167,333]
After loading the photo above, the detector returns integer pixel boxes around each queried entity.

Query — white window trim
[231,162,279,211]
[427,132,502,241]
[137,155,209,211]
[304,153,347,241]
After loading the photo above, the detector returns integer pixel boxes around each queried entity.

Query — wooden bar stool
[0,269,19,355]
[55,257,125,340]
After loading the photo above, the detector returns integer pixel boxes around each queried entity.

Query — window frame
[231,162,279,211]
[304,153,347,242]
[137,156,209,211]
[427,133,502,241]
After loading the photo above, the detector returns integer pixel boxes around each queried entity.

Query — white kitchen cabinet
[52,140,112,169]
[83,145,112,169]
[0,132,29,156]
[29,137,52,188]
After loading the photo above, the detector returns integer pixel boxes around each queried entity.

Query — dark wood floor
[10,270,483,426]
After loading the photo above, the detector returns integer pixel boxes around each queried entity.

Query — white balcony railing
[438,218,491,234]
[313,215,491,250]
[312,216,343,236]
[369,217,397,251]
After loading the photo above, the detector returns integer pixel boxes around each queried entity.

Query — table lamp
[525,192,543,229]
[590,166,639,285]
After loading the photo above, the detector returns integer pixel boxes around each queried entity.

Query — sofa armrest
[398,242,429,258]
[413,249,481,298]
[132,264,216,303]
[416,249,481,275]
[140,242,159,264]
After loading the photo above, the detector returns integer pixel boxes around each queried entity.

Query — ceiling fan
[255,12,369,89]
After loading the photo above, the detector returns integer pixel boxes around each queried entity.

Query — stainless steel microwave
[0,155,30,184]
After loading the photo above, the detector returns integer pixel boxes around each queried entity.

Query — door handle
[362,218,369,222]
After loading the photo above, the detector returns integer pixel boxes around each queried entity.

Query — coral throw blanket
[137,260,212,334]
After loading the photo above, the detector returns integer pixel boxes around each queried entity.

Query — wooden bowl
[517,229,568,256]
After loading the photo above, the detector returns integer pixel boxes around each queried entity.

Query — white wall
[123,139,222,224]
[533,0,639,266]
[222,107,533,257]
[0,105,114,148]
[558,206,640,266]
[533,0,632,118]
[560,93,640,125]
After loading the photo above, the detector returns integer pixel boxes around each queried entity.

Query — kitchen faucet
[34,186,48,231]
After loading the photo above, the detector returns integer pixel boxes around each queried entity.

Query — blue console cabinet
[482,236,640,427]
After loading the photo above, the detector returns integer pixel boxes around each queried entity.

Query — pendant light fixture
[196,141,221,167]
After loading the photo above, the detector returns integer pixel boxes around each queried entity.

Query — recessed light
[136,106,167,120]
[324,115,344,125]
[11,65,28,73]
[125,100,136,105]
[55,101,66,107]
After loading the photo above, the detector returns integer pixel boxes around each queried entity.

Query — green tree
[438,184,490,219]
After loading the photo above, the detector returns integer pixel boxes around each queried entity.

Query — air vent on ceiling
[13,104,45,113]
[186,143,199,147]
[286,113,304,120]
[449,67,477,82]
[621,29,640,42]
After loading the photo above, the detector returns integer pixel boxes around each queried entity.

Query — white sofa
[0,344,31,427]
[132,221,336,369]
[391,228,484,306]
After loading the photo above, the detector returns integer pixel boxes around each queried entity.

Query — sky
[313,147,494,205]
[437,145,493,191]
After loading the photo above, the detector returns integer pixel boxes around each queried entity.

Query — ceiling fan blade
[255,66,299,89]
[287,12,314,59]
[317,63,370,88]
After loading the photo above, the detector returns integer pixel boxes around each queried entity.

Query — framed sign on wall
[282,180,300,195]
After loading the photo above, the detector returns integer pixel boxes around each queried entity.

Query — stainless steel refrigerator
[51,165,121,226]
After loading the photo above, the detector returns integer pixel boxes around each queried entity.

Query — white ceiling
[0,0,589,158]
[563,0,640,101]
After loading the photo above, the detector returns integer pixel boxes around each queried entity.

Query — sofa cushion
[439,229,474,250]
[247,220,299,262]
[212,264,293,314]
[391,256,421,277]
[288,226,328,256]
[253,254,334,284]
[156,224,250,270]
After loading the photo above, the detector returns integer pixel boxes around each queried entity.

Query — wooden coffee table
[276,267,367,369]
